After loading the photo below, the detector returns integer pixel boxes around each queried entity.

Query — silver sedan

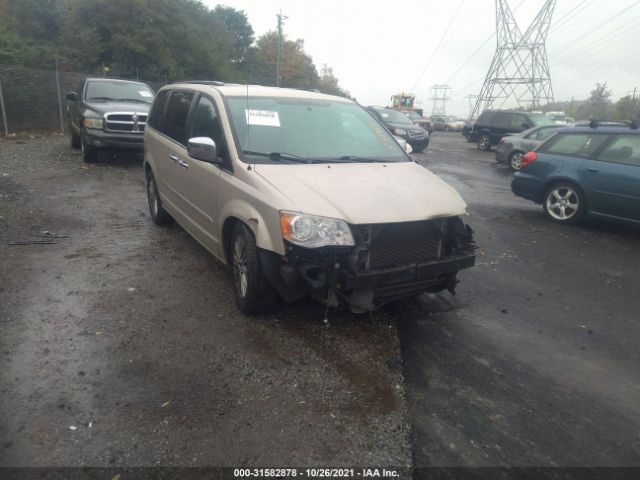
[496,125,564,170]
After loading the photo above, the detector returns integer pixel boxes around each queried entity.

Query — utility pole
[430,85,451,115]
[276,10,288,87]
[472,0,556,118]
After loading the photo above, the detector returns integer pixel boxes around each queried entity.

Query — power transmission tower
[471,0,556,119]
[464,95,479,119]
[276,10,288,87]
[430,85,451,115]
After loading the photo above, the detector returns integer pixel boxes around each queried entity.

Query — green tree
[213,5,254,65]
[58,0,238,81]
[588,82,612,119]
[318,64,349,97]
[613,95,640,121]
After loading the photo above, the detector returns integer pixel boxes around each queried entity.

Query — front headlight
[393,128,407,136]
[280,211,355,248]
[83,117,103,129]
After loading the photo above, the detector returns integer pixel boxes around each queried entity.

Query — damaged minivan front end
[260,212,476,313]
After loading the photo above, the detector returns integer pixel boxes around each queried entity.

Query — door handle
[178,159,189,169]
[587,167,599,173]
[169,154,179,163]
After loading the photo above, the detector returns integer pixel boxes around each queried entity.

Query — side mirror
[66,92,77,102]
[187,137,220,163]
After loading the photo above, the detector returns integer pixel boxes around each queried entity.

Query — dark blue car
[511,125,640,225]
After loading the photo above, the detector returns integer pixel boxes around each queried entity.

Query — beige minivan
[143,82,476,314]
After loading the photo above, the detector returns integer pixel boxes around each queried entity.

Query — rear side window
[492,113,514,129]
[147,89,169,131]
[596,135,640,166]
[528,126,557,141]
[163,91,195,145]
[477,111,494,126]
[542,133,610,157]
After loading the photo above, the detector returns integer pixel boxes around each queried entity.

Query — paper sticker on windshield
[139,91,153,97]
[245,109,280,127]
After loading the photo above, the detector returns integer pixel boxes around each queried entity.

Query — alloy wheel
[546,186,580,221]
[233,235,248,299]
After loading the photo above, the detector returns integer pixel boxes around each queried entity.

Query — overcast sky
[202,0,640,117]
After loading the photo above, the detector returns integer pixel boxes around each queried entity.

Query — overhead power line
[410,0,466,92]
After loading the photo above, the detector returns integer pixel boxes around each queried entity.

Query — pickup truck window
[85,80,154,104]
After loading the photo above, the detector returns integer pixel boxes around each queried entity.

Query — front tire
[69,121,81,149]
[80,133,97,163]
[230,223,278,315]
[477,134,491,151]
[146,168,172,225]
[543,182,586,225]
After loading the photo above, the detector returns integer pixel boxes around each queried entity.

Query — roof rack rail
[178,80,225,86]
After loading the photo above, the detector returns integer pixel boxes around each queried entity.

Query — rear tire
[543,182,586,225]
[477,134,491,151]
[230,223,278,315]
[509,151,524,171]
[146,168,173,225]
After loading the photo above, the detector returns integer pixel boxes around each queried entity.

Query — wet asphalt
[0,132,639,470]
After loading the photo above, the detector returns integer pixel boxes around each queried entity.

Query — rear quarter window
[541,133,610,157]
[596,135,640,167]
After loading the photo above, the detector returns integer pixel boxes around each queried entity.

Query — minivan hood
[254,161,467,225]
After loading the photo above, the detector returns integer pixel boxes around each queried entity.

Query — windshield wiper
[242,150,310,164]
[87,97,116,102]
[311,155,389,163]
[119,98,152,103]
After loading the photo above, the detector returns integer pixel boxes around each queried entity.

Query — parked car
[512,124,640,225]
[144,82,476,314]
[367,107,430,152]
[496,124,564,171]
[462,122,474,142]
[469,110,555,151]
[401,110,433,134]
[430,115,466,132]
[66,78,154,162]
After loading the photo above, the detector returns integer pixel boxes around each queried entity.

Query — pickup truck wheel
[80,134,97,163]
[543,182,586,225]
[477,134,491,151]
[145,168,172,225]
[69,122,81,149]
[230,223,278,315]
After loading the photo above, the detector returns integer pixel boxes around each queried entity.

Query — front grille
[361,220,444,270]
[104,112,147,133]
[408,129,426,139]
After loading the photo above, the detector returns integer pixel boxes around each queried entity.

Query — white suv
[143,82,476,314]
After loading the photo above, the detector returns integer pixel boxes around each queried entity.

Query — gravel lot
[0,135,409,467]
[1,132,639,471]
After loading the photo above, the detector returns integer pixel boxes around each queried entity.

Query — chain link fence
[0,63,167,136]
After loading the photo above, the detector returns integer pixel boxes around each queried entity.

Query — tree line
[543,83,639,122]
[0,0,349,96]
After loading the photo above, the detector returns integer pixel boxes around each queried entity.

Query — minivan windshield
[226,97,409,164]
[85,80,154,103]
